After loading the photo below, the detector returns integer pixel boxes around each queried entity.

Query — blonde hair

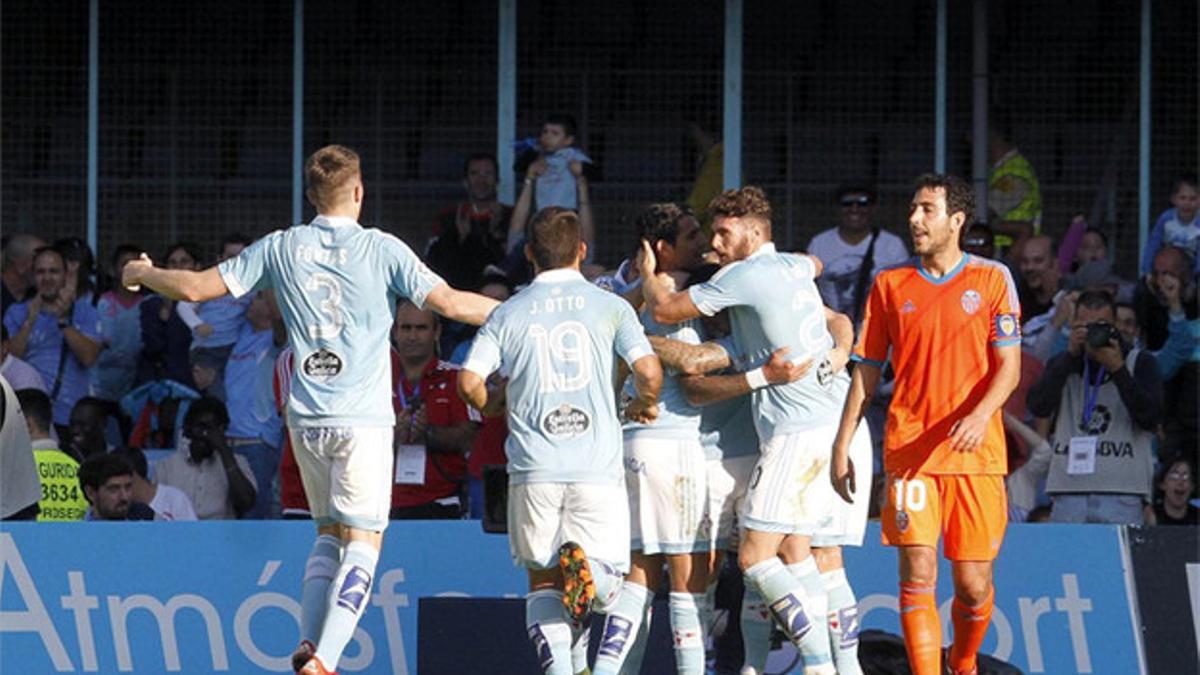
[304,145,361,212]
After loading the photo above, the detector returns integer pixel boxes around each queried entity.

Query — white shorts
[625,435,709,554]
[289,426,394,532]
[812,421,873,548]
[742,425,838,535]
[508,481,630,572]
[707,455,757,551]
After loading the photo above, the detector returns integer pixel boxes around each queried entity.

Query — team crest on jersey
[900,300,917,314]
[895,509,910,533]
[542,404,590,437]
[303,347,344,380]
[960,289,982,315]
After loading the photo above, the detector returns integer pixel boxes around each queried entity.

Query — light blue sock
[669,592,705,674]
[740,586,772,675]
[821,568,863,675]
[300,535,341,644]
[701,580,718,643]
[314,541,377,671]
[526,589,574,675]
[618,597,653,675]
[570,618,590,675]
[590,557,624,611]
[786,558,832,671]
[743,557,833,671]
[593,582,651,675]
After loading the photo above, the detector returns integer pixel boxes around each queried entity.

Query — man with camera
[1023,290,1163,524]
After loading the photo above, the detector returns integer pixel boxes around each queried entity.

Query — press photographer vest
[1046,348,1153,497]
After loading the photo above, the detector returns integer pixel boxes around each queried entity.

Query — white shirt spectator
[150,483,198,521]
[807,227,909,320]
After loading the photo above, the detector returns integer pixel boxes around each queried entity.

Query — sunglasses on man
[840,195,872,208]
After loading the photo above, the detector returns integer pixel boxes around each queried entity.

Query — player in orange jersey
[830,173,1021,675]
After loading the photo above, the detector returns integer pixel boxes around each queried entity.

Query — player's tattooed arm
[680,348,812,406]
[648,335,731,375]
[824,307,853,373]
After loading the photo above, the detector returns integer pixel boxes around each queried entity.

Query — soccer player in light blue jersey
[640,186,852,675]
[124,145,500,675]
[458,207,663,675]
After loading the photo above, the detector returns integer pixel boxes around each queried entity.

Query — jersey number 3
[305,273,345,339]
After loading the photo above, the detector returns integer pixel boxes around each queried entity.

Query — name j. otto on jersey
[303,348,344,381]
[528,294,585,315]
[542,404,590,437]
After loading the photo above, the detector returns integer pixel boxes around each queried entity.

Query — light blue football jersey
[698,334,760,461]
[218,215,444,427]
[622,309,701,437]
[462,268,653,485]
[688,243,840,440]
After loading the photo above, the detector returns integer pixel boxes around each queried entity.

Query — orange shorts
[880,472,1007,561]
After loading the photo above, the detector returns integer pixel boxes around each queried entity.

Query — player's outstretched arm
[123,254,229,302]
[831,361,881,503]
[948,342,1021,452]
[638,240,702,324]
[649,335,731,375]
[624,354,663,424]
[424,284,501,327]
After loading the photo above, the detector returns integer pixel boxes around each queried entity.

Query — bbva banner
[0,522,1141,673]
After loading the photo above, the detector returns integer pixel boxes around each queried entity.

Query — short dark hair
[184,396,230,428]
[913,173,976,226]
[634,203,693,248]
[1082,227,1109,247]
[1171,173,1198,195]
[54,236,94,271]
[78,452,134,497]
[463,153,499,178]
[115,446,149,480]
[708,186,773,223]
[1076,289,1116,315]
[1115,301,1138,320]
[543,114,577,139]
[15,388,52,433]
[164,241,203,265]
[219,232,252,251]
[109,243,144,270]
[527,207,581,271]
[33,246,66,269]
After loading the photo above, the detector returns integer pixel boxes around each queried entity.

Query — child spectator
[1141,174,1199,277]
[177,234,254,400]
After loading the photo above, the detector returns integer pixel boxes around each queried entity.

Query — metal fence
[2,0,1195,276]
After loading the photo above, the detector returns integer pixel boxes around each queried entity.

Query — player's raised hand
[637,239,659,280]
[948,411,988,452]
[830,451,855,503]
[625,399,659,425]
[123,253,153,292]
[762,347,813,385]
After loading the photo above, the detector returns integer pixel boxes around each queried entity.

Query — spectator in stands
[3,246,102,438]
[1074,227,1109,269]
[138,241,202,389]
[115,446,197,521]
[77,452,155,521]
[1150,457,1198,526]
[1,375,41,520]
[1141,174,1199,277]
[1017,234,1060,323]
[17,388,87,521]
[154,396,257,520]
[806,182,909,326]
[1,324,46,393]
[92,244,145,403]
[961,223,997,260]
[66,396,120,459]
[390,300,480,519]
[178,233,254,401]
[508,115,596,264]
[1135,245,1199,459]
[54,236,97,304]
[1,233,45,316]
[987,123,1042,256]
[1025,260,1128,363]
[425,153,513,292]
[272,346,311,520]
[223,290,286,518]
[1023,290,1162,524]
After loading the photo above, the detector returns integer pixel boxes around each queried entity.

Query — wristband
[745,367,769,390]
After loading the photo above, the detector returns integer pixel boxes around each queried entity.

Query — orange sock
[948,589,994,674]
[899,583,942,675]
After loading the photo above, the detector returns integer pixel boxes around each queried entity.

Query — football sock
[570,617,590,675]
[526,589,574,675]
[619,596,653,675]
[314,541,377,671]
[590,556,625,611]
[740,586,772,675]
[821,568,863,675]
[948,588,993,674]
[898,582,942,675]
[669,592,706,674]
[300,535,341,644]
[592,581,652,675]
[744,557,833,673]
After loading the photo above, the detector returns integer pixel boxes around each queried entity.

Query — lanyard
[397,377,421,410]
[1080,359,1106,429]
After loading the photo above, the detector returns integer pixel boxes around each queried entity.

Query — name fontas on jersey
[542,404,591,438]
[295,244,348,266]
[303,347,344,381]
